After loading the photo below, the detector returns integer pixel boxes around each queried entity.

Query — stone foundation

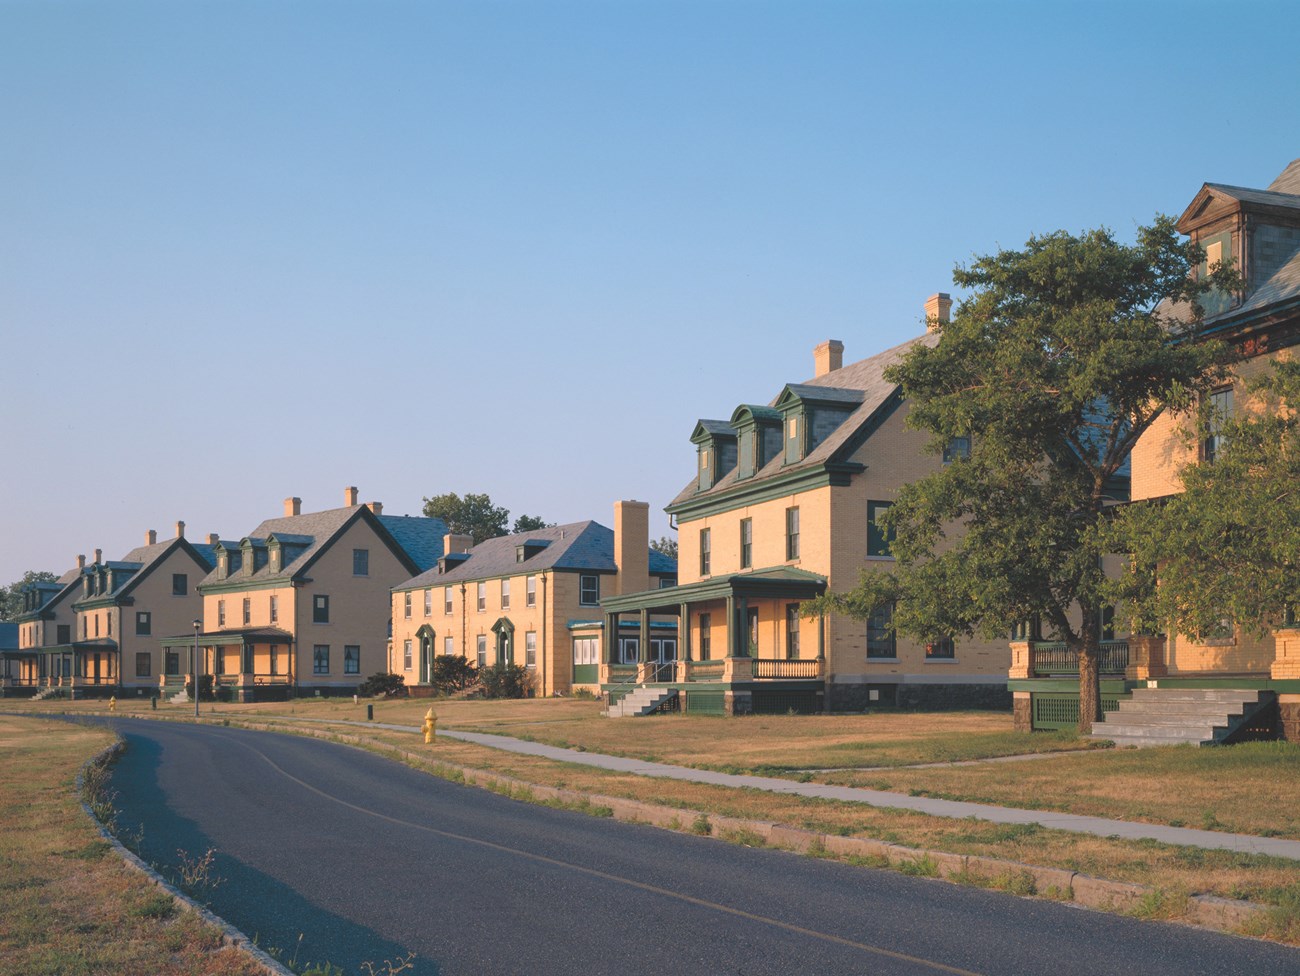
[827,681,1012,713]
[1280,697,1300,742]
[724,690,752,716]
[1013,692,1032,732]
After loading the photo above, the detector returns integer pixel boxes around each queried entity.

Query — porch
[161,627,295,702]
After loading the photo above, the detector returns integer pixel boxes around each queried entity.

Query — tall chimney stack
[613,500,651,596]
[443,533,473,555]
[285,497,302,517]
[77,554,86,570]
[344,486,359,507]
[813,339,844,378]
[94,548,102,565]
[925,293,952,332]
[208,533,219,546]
[146,529,157,545]
[175,520,185,539]
[367,501,383,516]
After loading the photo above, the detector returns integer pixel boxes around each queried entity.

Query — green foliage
[421,491,512,544]
[804,218,1236,730]
[1114,359,1300,640]
[512,514,552,533]
[0,569,58,620]
[478,661,532,699]
[430,655,478,693]
[183,673,215,701]
[650,535,679,560]
[358,672,406,697]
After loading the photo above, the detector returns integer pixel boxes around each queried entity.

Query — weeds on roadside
[175,847,224,895]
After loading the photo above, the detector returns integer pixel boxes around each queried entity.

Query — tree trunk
[1075,610,1102,736]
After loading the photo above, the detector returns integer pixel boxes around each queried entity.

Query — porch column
[725,595,736,658]
[817,612,826,661]
[604,612,619,663]
[737,597,749,656]
[680,603,691,661]
[638,609,650,663]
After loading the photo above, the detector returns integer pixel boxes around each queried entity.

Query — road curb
[77,738,294,976]
[240,718,1268,940]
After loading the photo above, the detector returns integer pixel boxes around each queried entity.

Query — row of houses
[4,158,1300,733]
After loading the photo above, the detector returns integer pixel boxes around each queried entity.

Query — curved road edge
[77,734,294,976]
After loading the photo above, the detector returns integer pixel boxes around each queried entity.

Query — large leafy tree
[1116,359,1300,639]
[806,218,1235,732]
[422,492,549,545]
[0,570,58,621]
[650,535,678,560]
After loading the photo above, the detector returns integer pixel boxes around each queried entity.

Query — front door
[650,638,677,682]
[420,637,433,684]
[496,630,511,668]
[746,608,759,656]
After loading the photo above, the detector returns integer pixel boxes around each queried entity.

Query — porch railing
[752,658,822,679]
[1030,640,1129,676]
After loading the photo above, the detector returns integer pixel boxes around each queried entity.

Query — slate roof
[200,506,447,587]
[395,521,676,591]
[670,331,938,507]
[0,623,18,652]
[74,538,212,605]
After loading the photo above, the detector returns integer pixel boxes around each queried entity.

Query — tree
[0,570,58,621]
[1116,359,1300,640]
[422,492,510,545]
[805,218,1235,733]
[650,536,678,561]
[512,514,552,533]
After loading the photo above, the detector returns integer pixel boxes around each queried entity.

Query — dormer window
[785,415,801,463]
[691,420,738,491]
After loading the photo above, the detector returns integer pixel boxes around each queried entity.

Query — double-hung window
[476,635,487,668]
[785,507,800,561]
[740,519,753,569]
[353,549,369,576]
[242,597,251,625]
[525,631,537,668]
[136,611,151,636]
[526,575,537,607]
[344,645,361,675]
[501,579,510,610]
[698,612,712,659]
[579,574,599,606]
[313,594,330,623]
[404,592,412,619]
[867,603,896,659]
[699,528,711,576]
[444,586,454,614]
[477,582,486,612]
[1204,387,1233,462]
[313,645,330,674]
[424,589,432,616]
[403,640,413,670]
[867,501,894,557]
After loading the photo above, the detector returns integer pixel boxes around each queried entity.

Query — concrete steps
[606,686,678,718]
[1091,688,1275,747]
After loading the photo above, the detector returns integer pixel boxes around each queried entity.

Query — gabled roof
[74,538,216,607]
[395,520,676,591]
[670,331,938,508]
[0,623,17,651]
[200,506,446,589]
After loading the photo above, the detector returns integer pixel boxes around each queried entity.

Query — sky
[3,0,1299,584]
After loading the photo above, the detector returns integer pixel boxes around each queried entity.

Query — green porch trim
[601,566,826,614]
[1008,678,1135,694]
[1149,676,1300,693]
[666,463,861,521]
[198,578,298,595]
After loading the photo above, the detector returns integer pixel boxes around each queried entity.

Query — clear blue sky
[3,0,1298,583]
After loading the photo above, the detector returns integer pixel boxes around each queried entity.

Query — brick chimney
[344,486,359,507]
[208,533,219,546]
[77,554,86,570]
[175,520,185,539]
[925,293,952,332]
[613,500,650,596]
[443,533,473,555]
[93,548,102,565]
[367,501,383,515]
[814,339,844,378]
[145,529,157,545]
[285,497,302,517]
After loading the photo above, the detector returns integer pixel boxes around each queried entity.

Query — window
[106,614,112,636]
[476,582,486,612]
[699,613,711,660]
[526,575,537,607]
[740,519,753,569]
[867,603,896,659]
[1204,387,1233,462]
[476,635,487,668]
[344,645,361,674]
[1201,617,1234,641]
[424,589,432,617]
[525,631,537,668]
[1099,605,1115,642]
[619,637,640,665]
[403,639,413,670]
[82,617,87,639]
[242,597,251,625]
[658,576,676,588]
[165,650,180,676]
[172,573,188,596]
[943,436,971,463]
[57,624,70,644]
[313,645,330,674]
[215,648,226,675]
[136,611,151,636]
[353,549,369,576]
[218,600,226,627]
[786,507,800,561]
[579,574,599,606]
[443,636,454,656]
[501,579,510,610]
[785,414,801,463]
[786,604,801,658]
[270,594,278,623]
[404,592,412,619]
[867,501,894,557]
[926,637,956,660]
[135,652,151,677]
[573,637,598,667]
[699,528,711,576]
[313,594,330,623]
[444,586,454,614]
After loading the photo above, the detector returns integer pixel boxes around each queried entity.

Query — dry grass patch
[0,715,264,976]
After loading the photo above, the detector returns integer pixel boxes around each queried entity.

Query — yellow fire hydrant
[423,707,437,744]
[108,696,116,713]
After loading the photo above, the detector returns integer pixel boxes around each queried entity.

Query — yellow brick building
[605,309,1013,715]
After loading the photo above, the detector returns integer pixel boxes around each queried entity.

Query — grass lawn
[0,714,263,975]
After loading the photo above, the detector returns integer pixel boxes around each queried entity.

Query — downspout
[460,583,467,664]
[540,572,549,696]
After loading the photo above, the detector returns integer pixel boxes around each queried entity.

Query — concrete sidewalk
[319,717,1300,862]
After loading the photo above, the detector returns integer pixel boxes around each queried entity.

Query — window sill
[924,658,959,664]
[865,555,895,562]
[866,656,899,663]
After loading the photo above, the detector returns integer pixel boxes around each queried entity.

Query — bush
[183,674,215,701]
[478,662,532,699]
[357,672,406,698]
[431,656,478,694]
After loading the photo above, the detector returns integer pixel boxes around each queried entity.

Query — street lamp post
[192,619,201,718]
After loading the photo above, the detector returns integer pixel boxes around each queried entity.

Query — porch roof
[600,566,827,615]
[159,627,293,647]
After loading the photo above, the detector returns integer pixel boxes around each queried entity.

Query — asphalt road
[103,719,1299,976]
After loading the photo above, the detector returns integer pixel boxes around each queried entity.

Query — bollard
[353,693,359,705]
[151,695,157,710]
[367,703,374,722]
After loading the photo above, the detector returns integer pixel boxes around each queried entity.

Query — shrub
[358,672,406,698]
[183,674,215,701]
[430,656,478,693]
[478,662,532,699]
